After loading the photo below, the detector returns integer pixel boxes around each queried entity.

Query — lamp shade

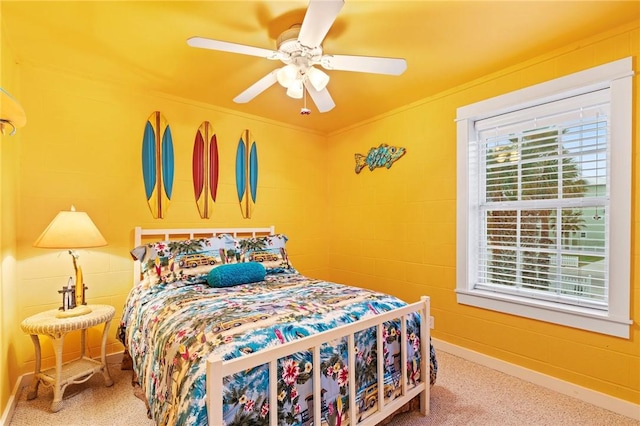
[33,206,107,249]
[306,66,330,92]
[286,79,304,99]
[276,64,298,88]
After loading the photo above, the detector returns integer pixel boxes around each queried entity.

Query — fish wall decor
[355,143,406,174]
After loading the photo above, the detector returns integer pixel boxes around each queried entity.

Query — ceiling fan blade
[304,80,335,113]
[320,54,407,75]
[187,37,280,60]
[234,70,279,103]
[297,0,344,48]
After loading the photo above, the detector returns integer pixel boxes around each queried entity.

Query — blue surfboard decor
[235,129,258,219]
[142,111,174,218]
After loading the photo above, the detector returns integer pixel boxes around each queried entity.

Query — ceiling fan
[187,0,407,113]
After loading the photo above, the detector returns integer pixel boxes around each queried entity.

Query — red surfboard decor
[192,121,219,219]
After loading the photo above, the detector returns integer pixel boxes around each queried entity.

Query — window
[456,58,633,338]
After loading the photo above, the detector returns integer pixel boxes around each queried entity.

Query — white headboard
[132,226,275,284]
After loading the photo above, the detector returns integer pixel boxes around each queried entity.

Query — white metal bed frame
[132,226,430,426]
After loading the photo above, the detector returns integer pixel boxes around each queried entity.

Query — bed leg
[121,349,133,370]
[420,296,430,416]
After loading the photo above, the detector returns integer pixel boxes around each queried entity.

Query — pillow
[206,262,266,288]
[236,234,297,274]
[130,234,236,286]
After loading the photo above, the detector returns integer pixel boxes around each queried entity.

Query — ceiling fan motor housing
[277,25,323,69]
[276,26,302,53]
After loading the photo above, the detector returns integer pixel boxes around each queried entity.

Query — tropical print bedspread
[118,273,437,426]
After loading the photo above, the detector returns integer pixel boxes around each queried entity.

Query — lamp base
[56,305,92,318]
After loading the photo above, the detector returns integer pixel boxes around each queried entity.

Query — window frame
[456,58,633,338]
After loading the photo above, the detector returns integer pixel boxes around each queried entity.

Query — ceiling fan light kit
[187,0,407,113]
[277,64,329,99]
[306,66,330,91]
[286,79,304,99]
[276,64,298,88]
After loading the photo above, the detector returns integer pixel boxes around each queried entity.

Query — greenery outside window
[456,58,633,338]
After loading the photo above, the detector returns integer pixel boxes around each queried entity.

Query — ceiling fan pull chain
[301,88,311,115]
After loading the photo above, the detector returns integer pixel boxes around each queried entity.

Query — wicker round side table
[20,304,115,412]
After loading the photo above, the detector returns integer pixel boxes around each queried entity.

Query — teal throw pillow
[207,262,266,288]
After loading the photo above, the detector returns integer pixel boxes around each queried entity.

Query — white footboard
[206,296,431,426]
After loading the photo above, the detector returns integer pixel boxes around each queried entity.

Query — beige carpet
[9,351,638,426]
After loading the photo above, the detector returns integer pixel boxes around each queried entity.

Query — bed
[118,226,436,426]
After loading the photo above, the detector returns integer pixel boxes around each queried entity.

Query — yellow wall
[326,22,639,405]
[9,63,330,386]
[1,16,638,418]
[0,14,22,415]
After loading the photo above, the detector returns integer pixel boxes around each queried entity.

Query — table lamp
[33,206,107,318]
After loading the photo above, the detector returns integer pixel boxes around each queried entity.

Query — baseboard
[432,338,640,421]
[0,374,22,426]
[0,351,124,426]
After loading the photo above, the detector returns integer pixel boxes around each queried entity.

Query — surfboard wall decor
[142,111,174,219]
[235,129,258,219]
[192,121,219,219]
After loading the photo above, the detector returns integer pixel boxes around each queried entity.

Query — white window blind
[456,57,632,338]
[475,90,609,309]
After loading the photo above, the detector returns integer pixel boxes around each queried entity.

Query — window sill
[456,288,631,338]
